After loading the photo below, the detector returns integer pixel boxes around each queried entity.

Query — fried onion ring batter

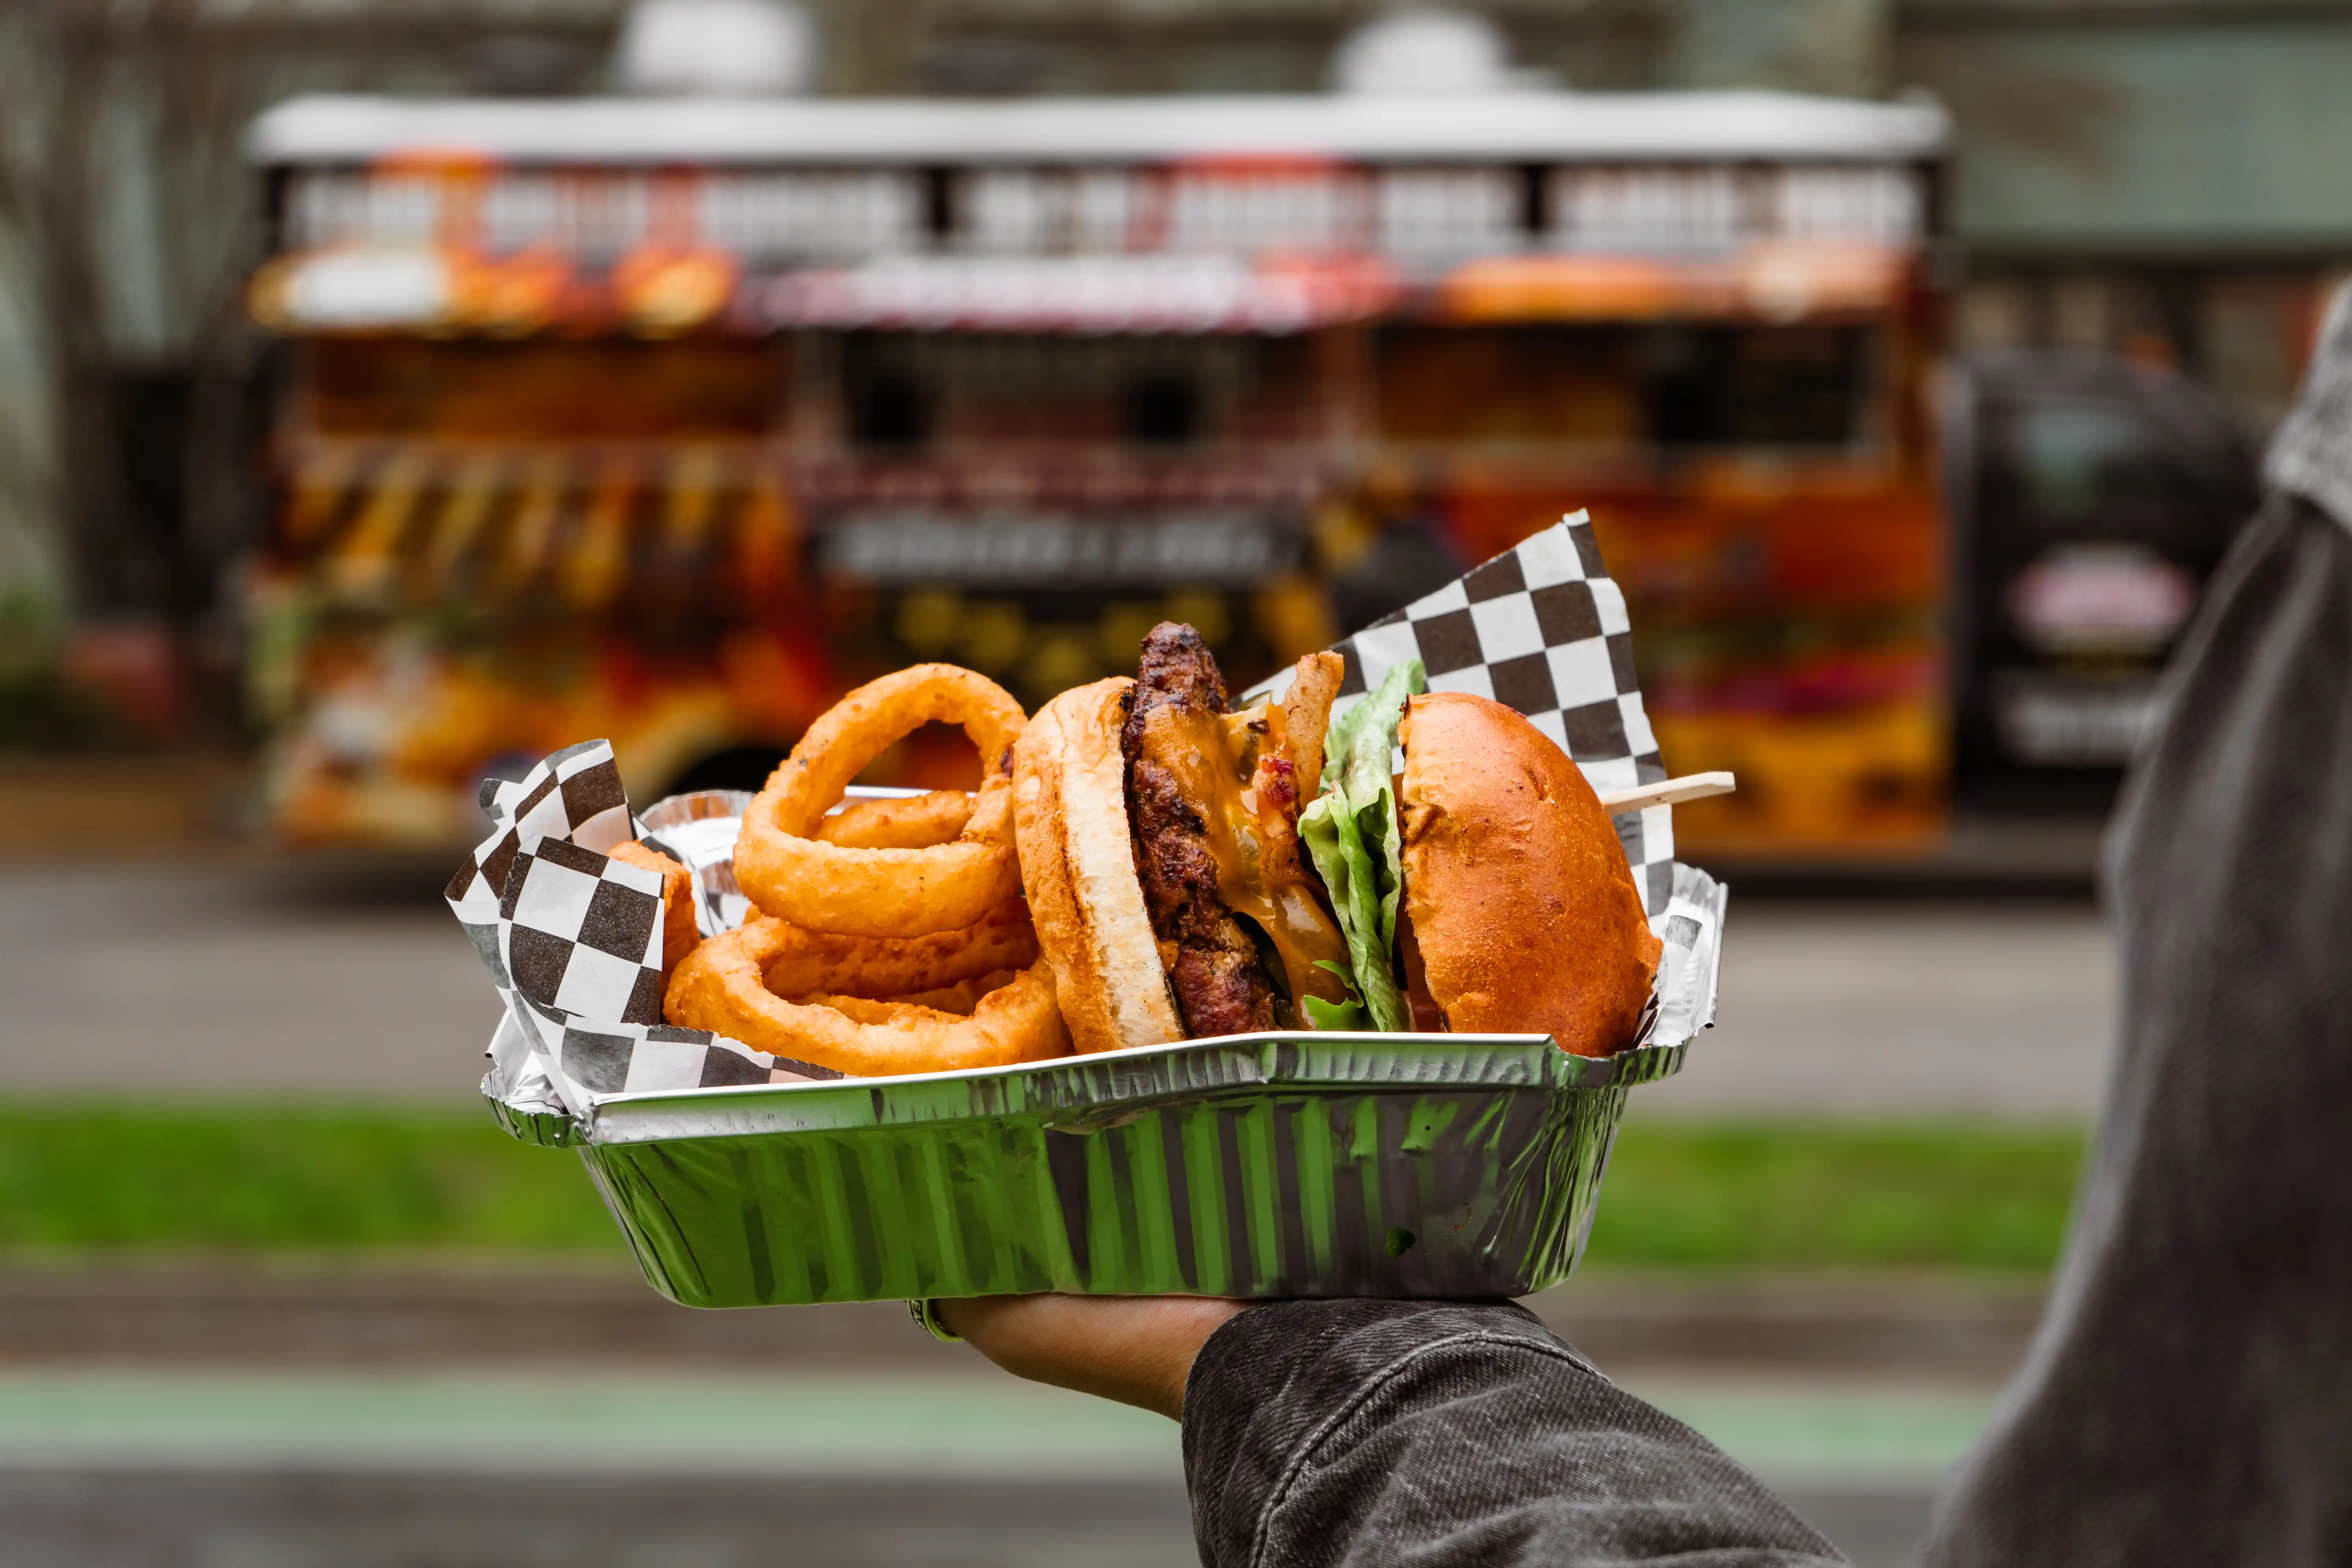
[608,840,700,977]
[737,667,1026,937]
[814,789,974,851]
[757,897,1038,1001]
[795,970,1012,1020]
[666,916,1068,1076]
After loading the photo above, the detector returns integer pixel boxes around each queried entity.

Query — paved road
[0,860,499,1100]
[0,860,2115,1115]
[0,1261,2024,1566]
[1646,896,2117,1119]
[0,1466,1938,1568]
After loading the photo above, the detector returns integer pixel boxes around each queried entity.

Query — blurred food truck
[244,89,1971,854]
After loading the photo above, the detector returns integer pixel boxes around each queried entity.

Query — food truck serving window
[305,339,785,439]
[1376,323,1880,453]
[838,332,1321,451]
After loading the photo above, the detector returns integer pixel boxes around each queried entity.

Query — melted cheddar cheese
[1132,701,1353,1020]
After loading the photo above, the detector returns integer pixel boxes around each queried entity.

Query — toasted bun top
[1012,678,1182,1055]
[1397,692,1663,1057]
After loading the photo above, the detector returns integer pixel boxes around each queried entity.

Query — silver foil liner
[481,791,1724,1307]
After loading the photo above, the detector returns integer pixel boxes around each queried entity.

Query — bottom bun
[1012,678,1183,1054]
[1398,692,1663,1056]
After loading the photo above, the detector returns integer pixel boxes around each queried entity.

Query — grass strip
[0,1103,2084,1272]
[0,1104,621,1254]
[1587,1119,2085,1273]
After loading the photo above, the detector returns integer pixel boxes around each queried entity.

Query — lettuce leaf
[1297,658,1424,1032]
[1300,961,1367,1032]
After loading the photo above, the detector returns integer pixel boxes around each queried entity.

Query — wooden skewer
[1597,771,1737,814]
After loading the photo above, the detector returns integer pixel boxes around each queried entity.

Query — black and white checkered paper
[446,739,840,1121]
[460,511,1720,1115]
[1242,511,1676,918]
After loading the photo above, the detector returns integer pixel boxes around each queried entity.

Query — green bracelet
[907,1298,962,1342]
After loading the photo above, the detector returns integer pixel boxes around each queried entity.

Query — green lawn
[1588,1119,2085,1272]
[0,1104,619,1254]
[0,1103,2084,1273]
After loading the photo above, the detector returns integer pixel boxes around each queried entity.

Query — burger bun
[1397,692,1662,1056]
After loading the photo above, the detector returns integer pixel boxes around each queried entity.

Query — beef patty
[1122,623,1278,1038]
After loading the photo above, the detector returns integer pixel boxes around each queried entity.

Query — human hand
[934,1294,1246,1421]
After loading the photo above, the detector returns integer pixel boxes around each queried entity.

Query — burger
[1012,623,1662,1057]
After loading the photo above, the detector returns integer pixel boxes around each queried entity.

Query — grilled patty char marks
[1123,623,1279,1038]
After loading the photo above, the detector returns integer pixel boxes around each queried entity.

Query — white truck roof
[248,91,1948,168]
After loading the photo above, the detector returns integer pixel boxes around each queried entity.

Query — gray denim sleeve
[1181,1298,1847,1568]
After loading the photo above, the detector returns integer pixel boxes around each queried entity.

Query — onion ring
[736,666,1025,937]
[815,790,973,850]
[887,969,1017,1015]
[608,840,700,977]
[666,915,1069,1076]
[795,970,1012,1020]
[757,897,1038,1001]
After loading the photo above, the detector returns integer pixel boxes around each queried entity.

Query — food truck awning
[248,91,1949,168]
[246,90,1944,336]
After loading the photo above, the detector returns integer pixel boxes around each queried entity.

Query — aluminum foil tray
[486,1024,1691,1307]
[476,779,1722,1307]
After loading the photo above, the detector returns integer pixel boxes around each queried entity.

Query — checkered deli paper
[1241,510,1674,918]
[454,512,1718,1119]
[445,742,842,1125]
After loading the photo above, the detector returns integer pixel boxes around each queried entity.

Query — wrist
[938,1294,1246,1421]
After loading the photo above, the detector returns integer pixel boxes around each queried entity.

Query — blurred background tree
[0,0,621,746]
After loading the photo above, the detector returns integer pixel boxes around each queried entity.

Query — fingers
[938,1294,1246,1422]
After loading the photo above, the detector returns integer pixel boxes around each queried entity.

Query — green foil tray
[487,1031,1686,1307]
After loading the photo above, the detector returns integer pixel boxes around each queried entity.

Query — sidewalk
[0,1362,1981,1568]
[0,1360,1997,1487]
